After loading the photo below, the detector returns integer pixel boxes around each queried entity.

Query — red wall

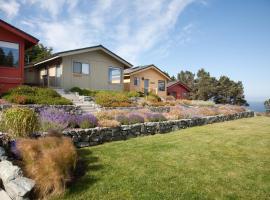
[167,84,189,99]
[0,27,25,93]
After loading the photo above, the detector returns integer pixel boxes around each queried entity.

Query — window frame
[72,61,90,75]
[108,67,122,84]
[158,80,165,91]
[134,77,139,86]
[0,40,20,68]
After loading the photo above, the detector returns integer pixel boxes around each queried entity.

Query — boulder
[0,161,22,183]
[4,177,35,200]
[0,189,12,200]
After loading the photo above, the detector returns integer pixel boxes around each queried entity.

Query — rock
[4,177,35,200]
[0,161,22,183]
[0,189,12,200]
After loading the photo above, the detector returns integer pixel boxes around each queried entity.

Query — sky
[0,0,269,102]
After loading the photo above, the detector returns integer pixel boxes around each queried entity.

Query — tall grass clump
[17,136,77,199]
[1,107,39,138]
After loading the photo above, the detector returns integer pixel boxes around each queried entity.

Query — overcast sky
[0,0,269,102]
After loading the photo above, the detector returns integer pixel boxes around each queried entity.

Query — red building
[167,80,191,99]
[0,19,38,93]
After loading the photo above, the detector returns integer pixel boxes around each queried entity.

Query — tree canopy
[25,43,53,64]
[175,68,248,106]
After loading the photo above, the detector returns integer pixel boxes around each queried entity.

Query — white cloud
[18,0,197,63]
[0,0,20,18]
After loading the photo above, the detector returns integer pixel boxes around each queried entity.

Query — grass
[58,117,270,200]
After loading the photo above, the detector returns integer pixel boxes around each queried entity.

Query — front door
[144,79,149,95]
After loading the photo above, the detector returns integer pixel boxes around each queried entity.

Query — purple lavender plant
[128,113,144,124]
[39,108,71,131]
[145,113,167,122]
[115,115,129,125]
[76,114,98,129]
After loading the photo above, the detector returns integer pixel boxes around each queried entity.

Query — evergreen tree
[25,43,53,64]
[177,70,195,88]
[6,51,14,66]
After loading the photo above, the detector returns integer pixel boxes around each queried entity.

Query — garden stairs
[54,89,101,113]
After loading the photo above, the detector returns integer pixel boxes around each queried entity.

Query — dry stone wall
[62,111,254,148]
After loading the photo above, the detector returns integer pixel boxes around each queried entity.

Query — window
[134,77,139,86]
[158,80,165,91]
[73,61,90,74]
[0,41,19,67]
[109,67,121,84]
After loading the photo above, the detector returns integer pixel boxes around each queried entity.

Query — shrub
[145,113,167,122]
[197,107,219,116]
[146,93,161,103]
[126,91,140,98]
[98,119,120,127]
[3,86,72,105]
[76,114,98,128]
[95,92,131,107]
[69,87,82,94]
[149,101,167,107]
[39,108,71,131]
[115,115,130,125]
[17,136,77,198]
[128,113,144,124]
[69,87,97,97]
[1,107,39,138]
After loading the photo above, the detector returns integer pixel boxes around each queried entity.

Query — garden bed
[61,111,254,148]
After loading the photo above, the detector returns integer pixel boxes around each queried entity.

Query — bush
[128,113,144,124]
[98,119,120,127]
[95,91,131,107]
[76,114,98,128]
[17,136,77,198]
[1,107,39,138]
[146,93,161,103]
[39,108,71,131]
[115,115,129,125]
[126,91,140,98]
[3,86,72,105]
[165,96,176,101]
[145,113,167,122]
[69,87,98,97]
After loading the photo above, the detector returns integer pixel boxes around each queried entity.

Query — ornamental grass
[17,135,77,199]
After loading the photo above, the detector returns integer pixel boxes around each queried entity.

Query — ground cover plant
[3,85,72,105]
[56,116,270,200]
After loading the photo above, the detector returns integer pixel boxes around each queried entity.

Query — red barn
[167,80,191,99]
[0,19,38,93]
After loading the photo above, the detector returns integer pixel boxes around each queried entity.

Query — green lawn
[59,117,270,200]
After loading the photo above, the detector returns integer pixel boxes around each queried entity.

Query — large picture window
[0,41,19,67]
[73,61,90,74]
[109,67,121,84]
[158,80,165,91]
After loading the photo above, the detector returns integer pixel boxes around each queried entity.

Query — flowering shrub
[76,114,98,128]
[145,113,167,122]
[128,113,144,124]
[115,115,129,125]
[98,119,120,127]
[39,108,71,131]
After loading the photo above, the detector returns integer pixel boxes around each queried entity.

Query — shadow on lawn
[66,148,103,196]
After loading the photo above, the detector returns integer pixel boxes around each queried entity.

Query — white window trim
[109,66,122,84]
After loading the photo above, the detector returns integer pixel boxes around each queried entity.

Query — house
[167,80,191,99]
[0,19,38,93]
[24,45,133,91]
[124,64,171,97]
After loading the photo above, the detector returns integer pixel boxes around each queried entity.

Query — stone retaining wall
[62,111,254,148]
[0,104,82,114]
